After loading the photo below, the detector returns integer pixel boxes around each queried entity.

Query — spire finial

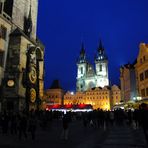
[81,42,84,51]
[98,39,104,51]
[80,42,85,56]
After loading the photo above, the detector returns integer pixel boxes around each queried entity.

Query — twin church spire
[78,40,107,64]
[76,39,109,91]
[77,42,86,64]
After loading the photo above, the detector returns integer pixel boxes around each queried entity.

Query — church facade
[76,41,109,92]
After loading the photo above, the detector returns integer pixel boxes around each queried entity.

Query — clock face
[29,65,37,84]
[7,80,15,87]
[30,88,36,103]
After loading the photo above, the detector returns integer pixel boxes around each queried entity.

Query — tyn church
[76,41,109,92]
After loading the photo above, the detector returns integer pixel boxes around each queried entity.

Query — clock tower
[1,0,44,112]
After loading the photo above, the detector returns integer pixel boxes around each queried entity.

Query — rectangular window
[143,56,146,61]
[0,25,7,40]
[80,67,83,74]
[145,70,148,79]
[3,0,13,17]
[141,89,145,97]
[146,88,148,96]
[0,51,4,67]
[100,64,102,71]
[140,58,142,63]
[140,73,144,81]
[0,3,2,13]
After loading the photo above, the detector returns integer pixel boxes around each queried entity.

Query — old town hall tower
[76,41,109,92]
[0,0,44,111]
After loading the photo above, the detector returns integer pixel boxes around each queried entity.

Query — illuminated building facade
[120,63,137,102]
[76,41,109,92]
[0,12,11,89]
[44,80,65,106]
[111,85,121,106]
[0,0,44,111]
[135,43,148,100]
[64,85,121,110]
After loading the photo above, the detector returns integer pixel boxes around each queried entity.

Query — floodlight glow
[70,92,74,95]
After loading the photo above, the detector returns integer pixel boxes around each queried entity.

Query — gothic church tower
[76,40,109,92]
[95,40,109,88]
[76,43,87,92]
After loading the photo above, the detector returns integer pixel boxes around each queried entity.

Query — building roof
[50,80,62,89]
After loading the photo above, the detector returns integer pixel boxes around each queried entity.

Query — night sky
[37,0,148,91]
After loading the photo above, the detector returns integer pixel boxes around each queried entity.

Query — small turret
[24,0,32,37]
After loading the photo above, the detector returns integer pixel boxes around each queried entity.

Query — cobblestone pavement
[0,120,147,148]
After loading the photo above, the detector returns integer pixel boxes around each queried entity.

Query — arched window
[80,67,83,74]
[100,64,102,71]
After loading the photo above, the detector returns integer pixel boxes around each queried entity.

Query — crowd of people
[0,103,148,142]
[0,110,52,140]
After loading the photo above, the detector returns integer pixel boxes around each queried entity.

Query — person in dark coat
[28,114,37,140]
[61,113,71,140]
[18,113,28,140]
[139,103,148,143]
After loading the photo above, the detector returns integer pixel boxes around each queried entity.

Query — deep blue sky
[37,0,148,91]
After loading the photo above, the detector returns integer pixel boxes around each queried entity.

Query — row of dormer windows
[87,96,108,100]
[86,92,108,95]
[48,95,58,98]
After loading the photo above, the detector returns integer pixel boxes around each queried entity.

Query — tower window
[0,2,2,13]
[100,65,102,71]
[80,67,83,74]
[0,51,4,67]
[0,25,7,40]
[3,0,13,17]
